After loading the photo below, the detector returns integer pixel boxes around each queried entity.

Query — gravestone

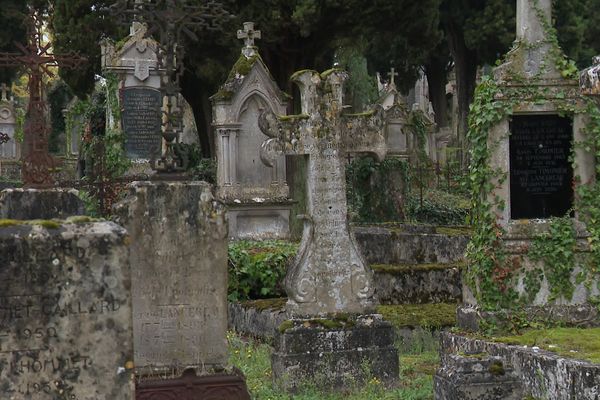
[0,220,134,399]
[101,23,162,165]
[0,84,20,181]
[259,69,398,390]
[211,22,292,240]
[377,68,410,158]
[455,0,598,329]
[113,181,250,398]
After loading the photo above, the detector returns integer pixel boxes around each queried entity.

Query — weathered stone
[438,332,600,400]
[0,221,134,399]
[113,181,228,370]
[271,315,398,391]
[0,85,18,160]
[211,22,292,240]
[581,56,600,96]
[228,300,287,341]
[434,353,524,400]
[259,69,386,316]
[0,188,85,219]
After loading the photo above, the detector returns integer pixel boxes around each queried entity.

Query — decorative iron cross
[387,67,398,86]
[0,9,85,187]
[237,22,261,48]
[259,70,386,317]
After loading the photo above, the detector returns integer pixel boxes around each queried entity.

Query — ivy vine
[465,1,600,312]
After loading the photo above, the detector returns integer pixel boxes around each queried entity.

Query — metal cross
[387,67,398,86]
[237,22,261,48]
[0,9,86,187]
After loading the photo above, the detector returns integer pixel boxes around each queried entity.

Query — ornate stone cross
[237,22,261,48]
[0,10,85,187]
[387,67,398,86]
[259,69,386,317]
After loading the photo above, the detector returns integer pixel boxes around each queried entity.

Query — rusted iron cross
[0,9,85,187]
[258,69,386,317]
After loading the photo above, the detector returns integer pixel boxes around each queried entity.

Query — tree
[0,1,28,84]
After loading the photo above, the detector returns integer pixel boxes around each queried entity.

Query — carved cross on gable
[258,69,386,317]
[237,22,261,48]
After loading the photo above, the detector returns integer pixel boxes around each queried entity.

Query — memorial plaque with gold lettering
[0,222,134,399]
[509,114,573,219]
[121,87,162,159]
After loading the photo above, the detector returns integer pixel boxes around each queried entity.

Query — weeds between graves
[227,331,436,400]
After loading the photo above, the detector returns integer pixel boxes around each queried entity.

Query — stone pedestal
[271,314,398,391]
[434,353,523,400]
[0,188,85,219]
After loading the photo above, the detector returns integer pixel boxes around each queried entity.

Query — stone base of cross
[259,69,387,317]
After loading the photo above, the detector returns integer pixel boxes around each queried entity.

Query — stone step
[228,299,457,353]
[352,224,470,265]
[373,262,463,304]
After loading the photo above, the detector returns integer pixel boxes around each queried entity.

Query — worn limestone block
[271,314,398,391]
[434,353,523,400]
[438,332,600,400]
[581,56,600,96]
[0,188,85,220]
[114,181,228,370]
[0,221,134,399]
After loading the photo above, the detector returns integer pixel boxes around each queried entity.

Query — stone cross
[237,22,261,48]
[387,67,398,86]
[517,0,551,43]
[258,69,386,317]
[0,83,8,101]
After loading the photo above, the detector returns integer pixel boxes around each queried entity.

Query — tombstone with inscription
[113,181,250,399]
[101,22,162,167]
[456,0,599,330]
[0,83,20,180]
[211,22,292,240]
[0,220,134,399]
[258,69,398,391]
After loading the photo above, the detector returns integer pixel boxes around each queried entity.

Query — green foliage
[228,330,437,399]
[47,80,74,154]
[406,189,470,226]
[228,240,299,302]
[172,142,217,183]
[335,46,378,112]
[0,1,27,84]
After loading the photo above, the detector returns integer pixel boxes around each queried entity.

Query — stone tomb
[114,181,250,398]
[259,69,398,390]
[101,23,162,162]
[0,221,134,399]
[211,22,292,240]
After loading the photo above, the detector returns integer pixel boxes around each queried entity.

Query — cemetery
[0,0,600,399]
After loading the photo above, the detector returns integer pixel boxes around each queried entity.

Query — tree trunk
[424,55,449,128]
[445,20,478,169]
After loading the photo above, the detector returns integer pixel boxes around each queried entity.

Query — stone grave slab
[0,221,134,399]
[114,181,229,369]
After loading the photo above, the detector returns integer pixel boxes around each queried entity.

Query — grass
[377,303,457,330]
[228,331,437,399]
[490,327,600,363]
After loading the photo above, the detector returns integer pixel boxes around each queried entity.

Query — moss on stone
[491,327,600,363]
[371,262,465,274]
[290,69,317,81]
[488,360,505,375]
[377,303,457,330]
[435,226,472,236]
[228,54,259,80]
[66,216,101,224]
[278,320,294,333]
[241,297,287,312]
[278,114,309,121]
[345,109,375,118]
[320,68,342,79]
[0,219,61,229]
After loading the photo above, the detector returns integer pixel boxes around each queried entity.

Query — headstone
[456,0,598,328]
[211,22,292,240]
[258,69,398,390]
[0,220,134,399]
[0,188,85,219]
[377,69,410,158]
[0,83,18,159]
[101,24,162,164]
[113,181,250,398]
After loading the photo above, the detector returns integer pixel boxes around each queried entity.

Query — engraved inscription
[121,87,162,159]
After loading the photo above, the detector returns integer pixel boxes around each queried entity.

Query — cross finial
[387,67,398,86]
[237,22,261,49]
[0,83,8,102]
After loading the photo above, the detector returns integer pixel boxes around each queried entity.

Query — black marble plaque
[509,114,573,219]
[121,87,162,159]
